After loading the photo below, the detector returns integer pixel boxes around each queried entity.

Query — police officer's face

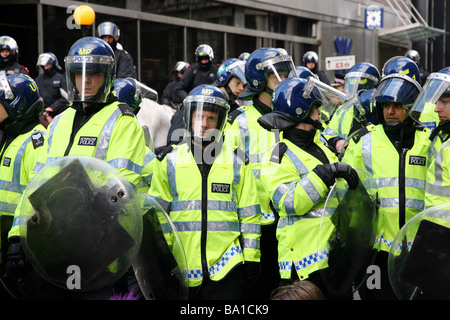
[382,102,409,123]
[0,49,10,58]
[306,62,316,70]
[101,36,114,45]
[75,72,105,97]
[267,72,287,91]
[0,103,9,123]
[228,77,246,97]
[191,109,218,139]
[435,97,450,121]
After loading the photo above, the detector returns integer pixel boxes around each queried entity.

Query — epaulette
[351,125,375,144]
[233,147,249,165]
[227,107,245,124]
[155,145,174,161]
[269,142,287,164]
[118,103,135,117]
[31,131,45,149]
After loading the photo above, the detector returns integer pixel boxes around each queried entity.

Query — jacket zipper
[200,163,209,282]
[398,148,408,228]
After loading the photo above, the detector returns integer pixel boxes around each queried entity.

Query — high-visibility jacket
[0,123,46,265]
[425,139,450,208]
[260,130,338,281]
[138,145,156,194]
[225,102,278,225]
[149,141,261,287]
[8,101,147,238]
[342,124,437,253]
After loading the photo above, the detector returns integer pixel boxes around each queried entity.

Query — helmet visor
[259,55,296,83]
[374,74,420,108]
[65,55,114,103]
[36,53,54,67]
[344,71,379,100]
[410,73,450,126]
[0,71,14,101]
[183,95,229,142]
[228,60,247,85]
[98,23,119,40]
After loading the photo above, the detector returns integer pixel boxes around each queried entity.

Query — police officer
[0,73,45,300]
[161,61,190,108]
[303,51,330,85]
[7,37,147,299]
[342,56,437,300]
[0,36,28,76]
[215,58,247,113]
[171,44,218,105]
[35,52,68,126]
[323,62,381,154]
[148,84,261,300]
[408,67,450,208]
[98,22,137,79]
[225,47,296,299]
[258,77,359,298]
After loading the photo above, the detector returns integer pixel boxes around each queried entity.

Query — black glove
[313,162,359,190]
[4,237,32,278]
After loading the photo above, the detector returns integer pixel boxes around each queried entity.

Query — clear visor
[0,71,14,100]
[374,74,421,107]
[258,55,296,82]
[184,95,229,141]
[344,71,379,100]
[65,55,114,103]
[304,76,346,120]
[37,53,53,67]
[228,60,247,84]
[409,73,449,126]
[131,78,158,102]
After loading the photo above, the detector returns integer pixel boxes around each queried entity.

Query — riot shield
[318,167,379,298]
[17,156,143,292]
[388,202,450,300]
[133,194,188,300]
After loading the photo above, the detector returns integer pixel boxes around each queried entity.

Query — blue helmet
[353,88,378,124]
[291,66,317,79]
[381,56,420,82]
[64,37,115,104]
[183,84,230,143]
[112,77,158,114]
[216,58,247,87]
[344,62,380,100]
[303,51,319,64]
[0,72,44,120]
[238,52,250,61]
[257,77,322,130]
[242,47,295,100]
[36,52,62,72]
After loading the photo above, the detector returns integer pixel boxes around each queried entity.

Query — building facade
[0,0,447,99]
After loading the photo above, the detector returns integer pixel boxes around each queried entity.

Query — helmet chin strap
[225,85,237,105]
[303,116,324,132]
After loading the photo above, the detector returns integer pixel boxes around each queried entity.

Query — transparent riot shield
[133,194,188,300]
[388,202,450,300]
[318,167,379,298]
[18,156,143,292]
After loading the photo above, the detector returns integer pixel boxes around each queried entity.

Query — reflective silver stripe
[242,238,260,250]
[150,195,170,211]
[277,208,325,229]
[433,144,447,186]
[252,168,260,179]
[426,181,450,198]
[323,126,338,137]
[279,248,329,272]
[171,200,238,212]
[95,108,121,160]
[0,201,17,214]
[173,220,240,232]
[240,222,261,234]
[273,181,296,211]
[166,151,178,202]
[237,112,250,157]
[107,158,142,175]
[238,204,261,218]
[361,133,373,176]
[248,153,265,164]
[378,197,424,210]
[47,113,63,154]
[284,149,309,176]
[376,177,426,190]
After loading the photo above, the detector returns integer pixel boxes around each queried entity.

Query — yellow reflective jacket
[0,123,46,264]
[260,130,339,281]
[425,139,450,208]
[225,102,278,225]
[342,124,436,253]
[148,141,261,287]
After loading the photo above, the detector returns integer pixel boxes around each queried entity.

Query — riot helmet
[257,77,323,131]
[0,35,19,66]
[64,37,115,104]
[172,61,190,76]
[343,62,380,100]
[290,66,317,79]
[0,72,44,121]
[303,51,319,64]
[353,88,378,124]
[241,47,295,100]
[183,84,230,144]
[410,67,450,132]
[238,52,250,61]
[216,58,247,87]
[97,21,120,42]
[374,57,421,126]
[405,49,420,65]
[36,52,62,73]
[195,44,214,65]
[113,77,158,114]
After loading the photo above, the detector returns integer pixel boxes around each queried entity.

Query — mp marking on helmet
[78,48,92,55]
[201,88,214,95]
